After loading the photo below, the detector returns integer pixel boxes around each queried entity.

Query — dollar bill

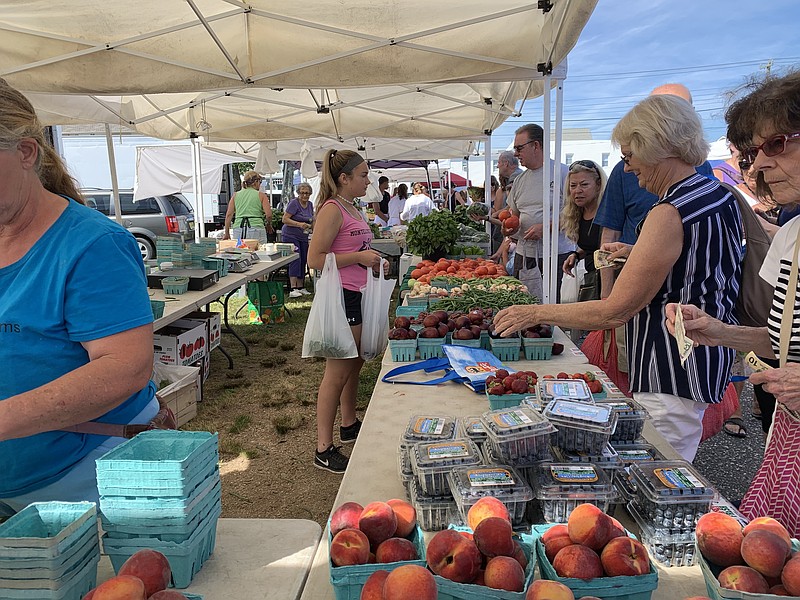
[744,351,774,373]
[673,304,695,367]
[594,249,626,270]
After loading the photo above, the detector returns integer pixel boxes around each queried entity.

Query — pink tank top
[324,199,373,291]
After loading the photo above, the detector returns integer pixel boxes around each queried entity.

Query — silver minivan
[81,190,195,260]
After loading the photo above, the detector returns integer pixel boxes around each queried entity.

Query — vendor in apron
[223,170,273,244]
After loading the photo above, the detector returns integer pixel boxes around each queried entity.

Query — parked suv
[81,189,195,260]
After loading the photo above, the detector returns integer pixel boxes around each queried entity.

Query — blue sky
[490,0,800,150]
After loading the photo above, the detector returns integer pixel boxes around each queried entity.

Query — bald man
[594,82,716,298]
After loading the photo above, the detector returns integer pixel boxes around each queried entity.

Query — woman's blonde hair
[242,170,262,188]
[560,160,606,242]
[611,94,709,167]
[318,149,365,204]
[0,78,83,202]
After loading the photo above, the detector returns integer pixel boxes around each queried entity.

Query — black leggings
[752,356,779,433]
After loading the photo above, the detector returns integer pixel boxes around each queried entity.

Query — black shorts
[343,289,363,326]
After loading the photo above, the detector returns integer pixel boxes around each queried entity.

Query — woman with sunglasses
[495,94,743,462]
[561,160,607,302]
[282,182,315,297]
[665,71,800,536]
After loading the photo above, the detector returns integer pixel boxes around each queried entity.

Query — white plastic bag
[301,253,358,359]
[518,245,543,301]
[360,259,396,360]
[559,258,586,304]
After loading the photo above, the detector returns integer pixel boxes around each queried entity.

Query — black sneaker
[314,444,349,473]
[340,418,362,444]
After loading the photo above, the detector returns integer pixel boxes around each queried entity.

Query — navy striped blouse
[627,174,743,404]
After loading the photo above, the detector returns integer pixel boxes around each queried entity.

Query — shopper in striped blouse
[495,94,743,461]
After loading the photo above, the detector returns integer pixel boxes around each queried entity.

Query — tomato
[557,372,569,379]
[487,265,497,275]
[475,266,488,276]
[447,266,457,274]
[498,209,512,221]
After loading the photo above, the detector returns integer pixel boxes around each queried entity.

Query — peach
[149,592,190,600]
[525,579,575,600]
[782,556,800,596]
[695,512,744,567]
[743,517,792,553]
[740,529,791,577]
[426,528,482,583]
[330,501,364,537]
[600,537,651,576]
[567,503,614,551]
[387,499,417,538]
[375,537,418,563]
[92,575,147,600]
[718,565,769,594]
[511,540,529,571]
[467,496,511,531]
[543,525,574,563]
[118,549,171,598]
[359,569,389,600]
[769,584,792,596]
[608,516,627,540]
[330,528,370,567]
[484,556,525,592]
[359,502,398,548]
[474,516,516,558]
[553,545,603,580]
[383,564,437,600]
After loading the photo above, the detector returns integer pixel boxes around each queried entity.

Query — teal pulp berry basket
[479,330,490,350]
[490,337,521,361]
[150,299,165,320]
[389,339,417,362]
[451,338,480,348]
[522,336,553,360]
[162,276,190,295]
[532,523,659,600]
[395,305,425,319]
[406,295,429,306]
[418,337,446,359]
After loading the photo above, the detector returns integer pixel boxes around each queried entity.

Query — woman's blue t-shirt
[0,199,155,497]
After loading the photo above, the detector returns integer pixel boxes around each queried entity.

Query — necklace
[336,193,357,207]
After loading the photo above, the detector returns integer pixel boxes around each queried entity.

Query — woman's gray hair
[612,95,709,167]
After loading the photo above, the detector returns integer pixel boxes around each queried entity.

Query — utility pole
[760,59,773,77]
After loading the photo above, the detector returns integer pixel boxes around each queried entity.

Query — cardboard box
[193,353,211,383]
[183,310,222,350]
[219,238,260,251]
[153,320,207,366]
[153,363,201,427]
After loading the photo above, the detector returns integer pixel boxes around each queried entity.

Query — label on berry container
[412,417,446,435]
[654,467,704,490]
[426,442,470,460]
[467,468,516,487]
[490,408,534,429]
[617,448,657,462]
[549,465,599,484]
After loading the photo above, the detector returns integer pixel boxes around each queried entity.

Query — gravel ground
[693,382,766,503]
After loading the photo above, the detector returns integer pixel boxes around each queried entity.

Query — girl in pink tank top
[306,149,383,474]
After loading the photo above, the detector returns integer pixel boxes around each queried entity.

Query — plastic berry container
[596,398,649,443]
[397,447,415,500]
[537,379,595,405]
[399,415,458,448]
[479,407,556,462]
[533,462,616,523]
[611,442,666,466]
[457,416,488,448]
[409,480,457,532]
[628,461,715,533]
[542,400,618,454]
[551,443,622,485]
[411,439,483,497]
[447,464,533,527]
[628,501,697,567]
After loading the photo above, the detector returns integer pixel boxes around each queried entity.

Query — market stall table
[298,358,709,600]
[98,518,321,599]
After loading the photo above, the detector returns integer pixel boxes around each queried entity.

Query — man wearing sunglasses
[594,83,717,299]
[506,123,575,300]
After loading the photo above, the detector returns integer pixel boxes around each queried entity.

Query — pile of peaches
[695,512,800,595]
[82,549,187,599]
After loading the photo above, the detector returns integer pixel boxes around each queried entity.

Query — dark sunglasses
[739,132,800,169]
[569,160,601,176]
[513,139,537,153]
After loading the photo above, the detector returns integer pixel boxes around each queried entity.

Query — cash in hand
[673,304,695,367]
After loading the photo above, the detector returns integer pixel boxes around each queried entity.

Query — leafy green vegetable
[452,205,484,231]
[466,202,489,217]
[270,209,284,232]
[369,222,382,238]
[406,211,460,258]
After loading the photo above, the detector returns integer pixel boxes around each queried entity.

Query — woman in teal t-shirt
[223,170,274,244]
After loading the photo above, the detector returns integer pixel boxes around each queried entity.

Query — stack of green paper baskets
[0,502,100,600]
[96,430,221,589]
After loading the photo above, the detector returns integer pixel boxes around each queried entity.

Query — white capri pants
[633,392,707,462]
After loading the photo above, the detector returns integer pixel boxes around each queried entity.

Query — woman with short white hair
[495,94,743,461]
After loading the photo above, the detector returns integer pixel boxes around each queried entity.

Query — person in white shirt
[400,182,437,223]
[387,183,408,226]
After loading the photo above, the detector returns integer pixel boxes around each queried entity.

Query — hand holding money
[673,303,695,367]
[594,249,627,269]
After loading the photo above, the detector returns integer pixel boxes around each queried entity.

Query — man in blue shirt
[595,83,717,298]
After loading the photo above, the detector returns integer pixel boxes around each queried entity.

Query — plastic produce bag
[360,259,396,360]
[559,259,586,304]
[301,253,358,359]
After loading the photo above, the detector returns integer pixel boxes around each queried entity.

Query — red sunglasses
[740,132,800,168]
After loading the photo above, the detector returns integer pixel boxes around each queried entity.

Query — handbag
[577,268,600,302]
[719,182,773,327]
[739,224,800,536]
[360,259,396,360]
[301,253,358,359]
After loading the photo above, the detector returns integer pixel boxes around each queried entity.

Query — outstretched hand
[750,363,800,411]
[493,305,540,338]
[664,303,726,348]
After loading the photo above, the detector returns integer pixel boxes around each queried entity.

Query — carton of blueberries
[628,500,697,567]
[409,479,458,532]
[457,415,488,448]
[596,398,649,443]
[552,443,623,485]
[629,460,715,533]
[398,415,458,496]
[542,400,618,454]
[447,464,533,527]
[397,446,415,499]
[533,462,616,523]
[411,438,482,497]
[537,378,595,405]
[479,406,556,462]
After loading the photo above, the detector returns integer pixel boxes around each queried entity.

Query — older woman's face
[750,130,800,205]
[568,171,600,207]
[620,145,658,194]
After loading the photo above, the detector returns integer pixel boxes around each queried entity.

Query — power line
[567,57,800,82]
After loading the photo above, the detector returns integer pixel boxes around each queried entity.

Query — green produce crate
[451,338,480,348]
[162,276,190,295]
[406,295,429,306]
[490,337,521,362]
[150,300,165,320]
[532,524,658,600]
[485,390,533,410]
[522,336,553,360]
[395,305,425,319]
[479,330,490,350]
[418,337,446,359]
[389,339,417,362]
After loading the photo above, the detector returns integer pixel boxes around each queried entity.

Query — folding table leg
[221,288,250,355]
